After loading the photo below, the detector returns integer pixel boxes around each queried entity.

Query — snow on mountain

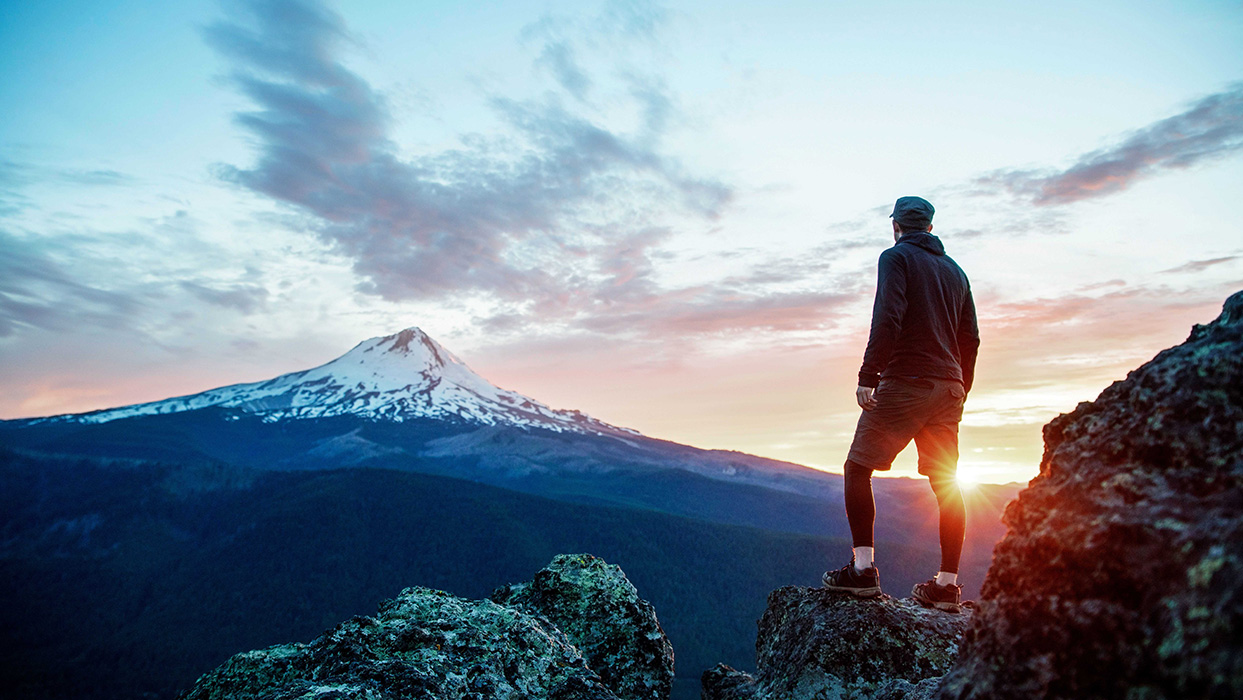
[43,328,635,436]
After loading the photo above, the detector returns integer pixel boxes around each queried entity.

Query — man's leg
[914,379,967,586]
[844,459,875,570]
[928,473,965,577]
[823,459,882,595]
[826,379,929,594]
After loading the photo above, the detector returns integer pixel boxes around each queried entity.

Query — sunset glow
[2,1,1241,485]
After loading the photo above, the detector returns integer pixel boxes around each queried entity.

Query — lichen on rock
[938,290,1243,699]
[180,554,674,700]
[701,588,972,700]
[492,553,674,700]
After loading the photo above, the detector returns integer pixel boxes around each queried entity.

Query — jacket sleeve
[858,249,907,388]
[957,285,980,393]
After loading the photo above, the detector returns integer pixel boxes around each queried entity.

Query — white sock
[853,547,874,571]
[935,571,958,586]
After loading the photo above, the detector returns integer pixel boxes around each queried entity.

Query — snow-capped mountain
[44,328,634,436]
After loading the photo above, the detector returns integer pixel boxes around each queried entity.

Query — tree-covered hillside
[0,449,941,700]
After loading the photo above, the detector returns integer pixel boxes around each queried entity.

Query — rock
[939,291,1243,699]
[491,553,675,700]
[179,586,616,700]
[180,554,674,700]
[872,677,943,700]
[700,663,759,700]
[701,587,972,700]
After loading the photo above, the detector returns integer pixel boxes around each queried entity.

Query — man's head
[890,196,935,239]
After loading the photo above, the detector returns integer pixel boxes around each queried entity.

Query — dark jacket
[858,232,979,392]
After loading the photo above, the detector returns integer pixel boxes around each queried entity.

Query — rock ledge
[937,293,1243,698]
[180,554,671,700]
[702,587,972,700]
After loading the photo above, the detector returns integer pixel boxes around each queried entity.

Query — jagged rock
[181,554,672,700]
[179,587,616,699]
[939,291,1243,699]
[491,553,674,700]
[702,587,972,700]
[701,663,759,700]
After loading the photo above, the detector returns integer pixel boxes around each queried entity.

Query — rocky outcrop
[939,290,1243,699]
[492,553,674,700]
[703,293,1243,700]
[702,588,972,700]
[180,554,671,700]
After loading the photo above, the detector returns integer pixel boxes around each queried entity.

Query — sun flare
[956,468,984,489]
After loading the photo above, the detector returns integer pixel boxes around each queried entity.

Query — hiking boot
[912,578,962,612]
[822,558,882,597]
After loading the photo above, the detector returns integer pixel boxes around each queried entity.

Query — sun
[956,467,985,489]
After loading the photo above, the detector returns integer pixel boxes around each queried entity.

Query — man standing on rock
[822,196,979,612]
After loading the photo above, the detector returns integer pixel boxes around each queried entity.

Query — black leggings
[844,460,965,574]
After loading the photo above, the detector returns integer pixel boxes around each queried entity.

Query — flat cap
[890,196,935,229]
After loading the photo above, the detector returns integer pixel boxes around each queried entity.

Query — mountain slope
[0,326,1020,700]
[9,327,860,499]
[1,449,924,700]
[31,329,630,436]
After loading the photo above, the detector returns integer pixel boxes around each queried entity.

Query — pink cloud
[977,85,1243,205]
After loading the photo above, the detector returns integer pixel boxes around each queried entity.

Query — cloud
[576,288,856,337]
[479,241,866,343]
[976,283,1241,386]
[599,0,668,41]
[203,0,941,348]
[1160,255,1239,275]
[208,0,731,328]
[0,205,278,342]
[0,231,145,337]
[0,160,136,218]
[179,281,270,314]
[0,160,135,188]
[977,84,1243,205]
[536,39,592,100]
[57,169,135,186]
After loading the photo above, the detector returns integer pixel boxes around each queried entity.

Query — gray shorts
[846,377,966,477]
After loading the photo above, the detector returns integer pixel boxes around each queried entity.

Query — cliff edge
[702,589,972,700]
[939,291,1243,698]
[702,290,1243,700]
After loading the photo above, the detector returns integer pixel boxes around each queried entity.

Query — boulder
[180,553,673,700]
[939,290,1243,699]
[702,587,972,700]
[492,553,674,700]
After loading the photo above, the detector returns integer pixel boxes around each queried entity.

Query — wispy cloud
[533,37,592,100]
[976,84,1243,205]
[0,160,136,217]
[179,280,270,314]
[1160,255,1239,275]
[576,288,856,336]
[977,282,1241,388]
[0,160,136,188]
[0,231,145,337]
[56,169,135,186]
[207,0,731,334]
[599,0,668,40]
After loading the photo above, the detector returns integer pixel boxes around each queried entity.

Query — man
[821,195,979,612]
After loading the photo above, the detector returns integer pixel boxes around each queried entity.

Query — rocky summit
[702,588,972,700]
[703,293,1243,700]
[939,290,1243,699]
[179,554,671,700]
[492,554,674,700]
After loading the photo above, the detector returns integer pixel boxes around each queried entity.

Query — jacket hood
[898,232,945,256]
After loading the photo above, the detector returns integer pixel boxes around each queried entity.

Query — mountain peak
[379,328,437,358]
[36,328,634,436]
[352,327,454,371]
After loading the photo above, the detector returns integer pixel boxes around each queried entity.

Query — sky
[2,0,1241,485]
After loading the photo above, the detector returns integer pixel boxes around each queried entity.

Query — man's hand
[856,385,877,411]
